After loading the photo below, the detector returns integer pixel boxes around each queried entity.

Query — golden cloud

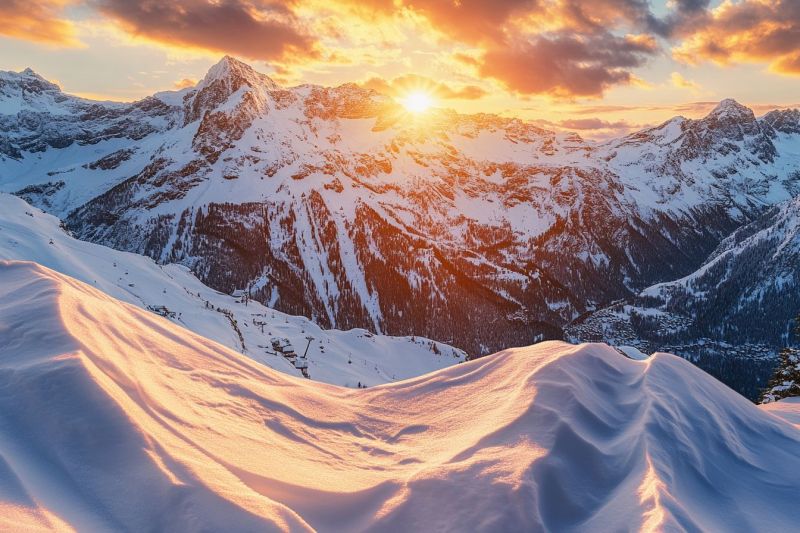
[673,0,800,75]
[0,0,753,100]
[0,0,79,45]
[173,78,198,89]
[361,74,488,101]
[303,1,684,98]
[670,72,700,91]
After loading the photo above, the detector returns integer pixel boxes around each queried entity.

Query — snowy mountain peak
[184,55,278,124]
[199,55,278,93]
[762,107,800,135]
[707,98,755,121]
[0,67,61,93]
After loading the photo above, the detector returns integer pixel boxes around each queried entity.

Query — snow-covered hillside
[1,260,799,531]
[0,193,464,387]
[567,194,800,398]
[3,56,799,356]
[639,194,800,339]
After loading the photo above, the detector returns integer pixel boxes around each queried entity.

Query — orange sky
[1,0,799,138]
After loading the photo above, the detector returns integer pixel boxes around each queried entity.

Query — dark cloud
[94,0,318,61]
[478,32,657,97]
[399,0,707,43]
[644,0,711,37]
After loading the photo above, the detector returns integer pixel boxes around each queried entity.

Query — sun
[401,91,434,113]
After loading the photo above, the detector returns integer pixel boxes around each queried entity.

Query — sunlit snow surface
[1,260,800,531]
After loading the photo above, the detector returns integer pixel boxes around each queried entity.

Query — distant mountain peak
[184,56,278,124]
[0,67,59,88]
[762,107,800,135]
[199,55,278,93]
[707,98,754,120]
[0,68,63,112]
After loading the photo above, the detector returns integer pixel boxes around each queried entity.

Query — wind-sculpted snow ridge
[0,193,465,387]
[2,260,799,532]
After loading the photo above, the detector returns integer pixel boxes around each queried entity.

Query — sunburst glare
[401,91,434,113]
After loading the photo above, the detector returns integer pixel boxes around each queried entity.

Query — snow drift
[1,260,799,531]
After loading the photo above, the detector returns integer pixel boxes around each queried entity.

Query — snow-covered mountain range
[1,56,798,362]
[568,194,800,398]
[0,193,463,388]
[2,260,799,531]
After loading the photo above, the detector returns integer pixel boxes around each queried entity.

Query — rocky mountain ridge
[1,56,798,359]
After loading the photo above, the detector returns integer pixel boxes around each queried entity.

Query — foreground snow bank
[1,260,799,531]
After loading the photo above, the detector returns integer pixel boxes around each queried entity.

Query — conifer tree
[760,315,800,403]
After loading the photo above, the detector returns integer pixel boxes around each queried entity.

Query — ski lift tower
[294,336,313,378]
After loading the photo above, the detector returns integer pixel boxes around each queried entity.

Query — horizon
[4,55,798,141]
[3,1,800,139]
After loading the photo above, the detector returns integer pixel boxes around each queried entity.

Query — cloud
[478,32,658,98]
[670,101,719,116]
[670,71,700,91]
[344,0,701,98]
[5,0,768,102]
[558,117,633,130]
[571,104,646,114]
[397,1,678,98]
[361,74,488,100]
[644,0,711,38]
[392,0,536,44]
[533,114,646,139]
[173,77,198,89]
[0,0,79,45]
[93,0,318,62]
[674,0,800,75]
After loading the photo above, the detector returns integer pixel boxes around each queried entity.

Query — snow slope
[2,260,799,531]
[0,193,464,387]
[763,398,800,429]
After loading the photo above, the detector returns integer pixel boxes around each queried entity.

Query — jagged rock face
[687,99,775,161]
[763,108,800,135]
[2,57,800,355]
[0,70,177,158]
